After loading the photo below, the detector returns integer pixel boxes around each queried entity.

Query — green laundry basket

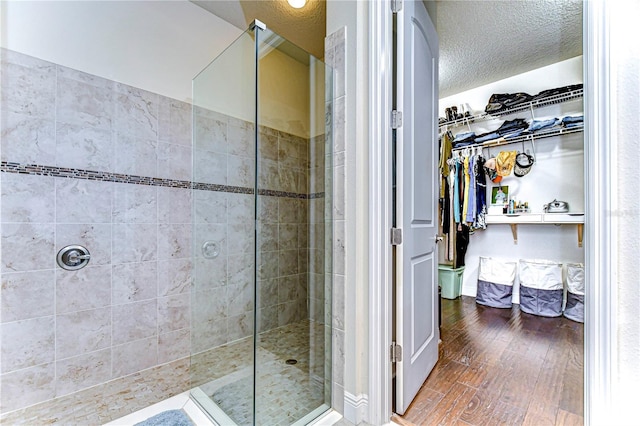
[438,264,465,299]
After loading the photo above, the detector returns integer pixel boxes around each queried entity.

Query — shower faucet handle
[67,250,91,263]
[57,245,91,271]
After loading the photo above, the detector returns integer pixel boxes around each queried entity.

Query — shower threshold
[107,385,338,426]
[192,387,335,426]
[104,391,214,426]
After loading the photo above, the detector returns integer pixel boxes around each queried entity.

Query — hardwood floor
[393,296,584,426]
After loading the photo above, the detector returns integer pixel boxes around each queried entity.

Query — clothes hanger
[527,134,536,162]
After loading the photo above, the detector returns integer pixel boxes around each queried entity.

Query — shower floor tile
[195,320,330,425]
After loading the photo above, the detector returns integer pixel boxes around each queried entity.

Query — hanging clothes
[453,160,461,224]
[474,154,487,230]
[461,155,470,222]
[455,223,470,268]
[447,158,457,262]
[466,154,476,224]
[439,132,453,207]
[442,147,489,263]
[439,132,453,178]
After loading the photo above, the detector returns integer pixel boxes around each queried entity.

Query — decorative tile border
[1,162,323,199]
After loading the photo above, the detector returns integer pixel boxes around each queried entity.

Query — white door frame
[583,1,615,424]
[366,1,614,424]
[367,0,394,424]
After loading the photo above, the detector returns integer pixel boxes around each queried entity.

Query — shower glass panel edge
[255,26,334,425]
[191,22,333,425]
[190,27,257,426]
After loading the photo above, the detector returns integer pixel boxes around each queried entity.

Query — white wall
[609,0,640,422]
[440,57,585,302]
[0,0,321,138]
[0,0,242,103]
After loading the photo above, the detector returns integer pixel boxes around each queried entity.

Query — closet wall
[439,56,585,303]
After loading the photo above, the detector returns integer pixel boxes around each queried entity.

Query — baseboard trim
[344,391,368,424]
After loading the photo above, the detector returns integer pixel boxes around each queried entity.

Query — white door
[394,0,440,415]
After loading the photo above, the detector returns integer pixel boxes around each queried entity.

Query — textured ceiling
[191,0,582,97]
[437,0,583,97]
[191,0,326,59]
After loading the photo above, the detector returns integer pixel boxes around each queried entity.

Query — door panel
[395,0,439,415]
[410,254,434,360]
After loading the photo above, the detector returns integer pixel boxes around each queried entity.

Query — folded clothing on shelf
[452,114,583,150]
[452,131,476,148]
[483,84,583,116]
[531,83,583,101]
[561,115,584,128]
[485,92,532,114]
[526,117,559,132]
[453,131,475,142]
[475,118,529,143]
[496,118,529,135]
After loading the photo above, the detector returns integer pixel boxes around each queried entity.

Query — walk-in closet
[397,1,585,424]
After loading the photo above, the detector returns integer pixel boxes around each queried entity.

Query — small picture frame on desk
[491,186,509,205]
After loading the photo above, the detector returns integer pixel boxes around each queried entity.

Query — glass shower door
[190,22,333,425]
[190,28,257,426]
[254,26,333,425]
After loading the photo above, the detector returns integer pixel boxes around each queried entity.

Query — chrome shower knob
[57,245,91,271]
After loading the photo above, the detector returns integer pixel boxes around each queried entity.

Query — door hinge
[391,341,403,363]
[391,228,403,245]
[391,0,403,14]
[391,110,403,129]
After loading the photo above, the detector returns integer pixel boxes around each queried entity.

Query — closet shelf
[439,87,583,128]
[485,213,585,247]
[451,124,584,152]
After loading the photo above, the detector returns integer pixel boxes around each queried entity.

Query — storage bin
[438,265,465,299]
[519,259,564,317]
[476,256,517,308]
[564,263,585,323]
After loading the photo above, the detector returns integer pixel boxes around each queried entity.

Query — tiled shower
[0,19,337,424]
[1,47,196,421]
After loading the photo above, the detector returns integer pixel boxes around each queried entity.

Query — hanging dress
[466,154,476,224]
[474,154,487,229]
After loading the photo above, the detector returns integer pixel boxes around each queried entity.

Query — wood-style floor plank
[522,329,570,425]
[486,399,528,426]
[458,387,503,426]
[397,296,584,425]
[420,382,477,425]
[420,358,469,395]
[402,386,445,422]
[455,362,489,390]
[559,336,584,416]
[555,408,584,426]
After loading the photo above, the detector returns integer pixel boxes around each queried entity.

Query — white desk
[485,213,585,246]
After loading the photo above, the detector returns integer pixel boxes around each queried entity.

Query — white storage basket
[564,263,585,323]
[518,259,564,317]
[475,257,517,308]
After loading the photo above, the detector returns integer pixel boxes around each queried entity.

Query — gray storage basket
[518,259,564,317]
[476,257,517,308]
[564,263,585,323]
